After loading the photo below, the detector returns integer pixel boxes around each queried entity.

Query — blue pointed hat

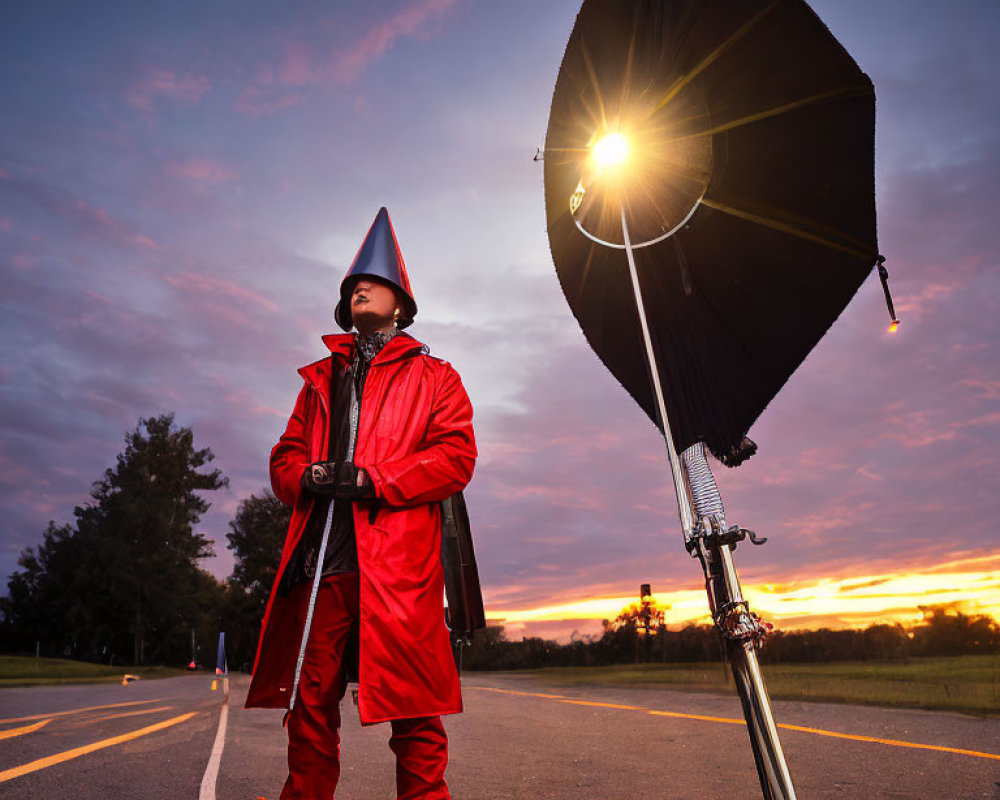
[335,207,417,331]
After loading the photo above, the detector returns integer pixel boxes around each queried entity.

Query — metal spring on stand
[681,442,726,526]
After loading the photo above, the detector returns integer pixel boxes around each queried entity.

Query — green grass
[498,655,1000,715]
[0,655,192,687]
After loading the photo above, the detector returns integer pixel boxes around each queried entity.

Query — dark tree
[226,489,289,605]
[0,523,81,656]
[912,605,1000,656]
[222,489,290,670]
[1,414,227,665]
[87,414,227,664]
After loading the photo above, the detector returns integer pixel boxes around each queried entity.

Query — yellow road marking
[0,698,163,724]
[0,712,198,783]
[0,718,52,740]
[775,722,1000,762]
[62,706,175,729]
[475,686,1000,762]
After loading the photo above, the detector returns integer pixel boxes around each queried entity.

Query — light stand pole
[618,201,798,800]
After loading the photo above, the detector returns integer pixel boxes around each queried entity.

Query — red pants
[280,573,451,800]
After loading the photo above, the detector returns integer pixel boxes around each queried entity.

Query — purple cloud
[163,159,240,183]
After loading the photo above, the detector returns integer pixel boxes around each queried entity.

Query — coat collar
[298,331,426,390]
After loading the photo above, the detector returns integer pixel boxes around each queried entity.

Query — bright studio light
[592,133,628,169]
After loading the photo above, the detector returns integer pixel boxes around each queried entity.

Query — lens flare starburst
[591,132,629,169]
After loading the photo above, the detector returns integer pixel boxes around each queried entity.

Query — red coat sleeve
[367,363,476,507]
[269,383,314,507]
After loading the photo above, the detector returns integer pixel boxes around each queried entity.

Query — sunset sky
[2,0,998,642]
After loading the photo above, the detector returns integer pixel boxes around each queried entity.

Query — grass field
[0,655,192,687]
[500,655,1000,715]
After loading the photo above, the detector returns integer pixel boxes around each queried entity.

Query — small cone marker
[215,632,228,676]
[211,680,218,691]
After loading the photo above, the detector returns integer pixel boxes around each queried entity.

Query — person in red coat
[245,207,477,800]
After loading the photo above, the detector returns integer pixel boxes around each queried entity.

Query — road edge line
[199,677,230,800]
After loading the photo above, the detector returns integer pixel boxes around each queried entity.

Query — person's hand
[301,461,337,496]
[301,461,374,499]
[337,462,375,500]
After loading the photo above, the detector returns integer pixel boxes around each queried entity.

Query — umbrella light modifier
[542,2,896,799]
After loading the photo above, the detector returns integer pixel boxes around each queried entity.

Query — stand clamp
[715,600,773,647]
[685,514,768,555]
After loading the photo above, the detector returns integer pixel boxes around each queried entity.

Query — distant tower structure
[638,584,656,637]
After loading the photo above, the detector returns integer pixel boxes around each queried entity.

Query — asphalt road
[1,671,998,799]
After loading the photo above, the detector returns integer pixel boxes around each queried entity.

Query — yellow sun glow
[488,552,1000,633]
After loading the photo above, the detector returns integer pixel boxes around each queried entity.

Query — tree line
[2,414,996,672]
[0,414,287,671]
[463,599,1000,671]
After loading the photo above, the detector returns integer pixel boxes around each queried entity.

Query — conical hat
[335,207,417,330]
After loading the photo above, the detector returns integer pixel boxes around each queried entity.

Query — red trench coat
[245,332,476,724]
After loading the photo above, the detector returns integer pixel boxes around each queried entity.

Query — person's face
[351,279,400,333]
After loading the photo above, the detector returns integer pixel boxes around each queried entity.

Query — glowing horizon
[488,551,1000,641]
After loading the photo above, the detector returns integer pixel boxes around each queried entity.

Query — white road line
[198,678,229,800]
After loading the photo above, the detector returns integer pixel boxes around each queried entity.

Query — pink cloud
[236,0,460,115]
[326,0,459,85]
[797,447,851,471]
[208,376,288,419]
[494,483,607,512]
[874,404,960,448]
[277,43,316,86]
[895,281,955,318]
[163,159,240,183]
[0,216,12,231]
[235,86,304,117]
[959,411,1000,429]
[777,501,875,541]
[81,204,161,250]
[132,234,160,250]
[164,270,280,314]
[0,167,9,179]
[0,445,33,488]
[30,499,58,516]
[23,192,166,252]
[126,66,210,112]
[11,254,35,271]
[959,378,1000,400]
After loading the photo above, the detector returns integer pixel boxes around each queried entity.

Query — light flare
[591,132,629,170]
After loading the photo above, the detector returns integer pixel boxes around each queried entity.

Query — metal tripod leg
[694,535,796,800]
[619,203,797,799]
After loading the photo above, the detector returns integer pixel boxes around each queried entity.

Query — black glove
[302,461,375,500]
